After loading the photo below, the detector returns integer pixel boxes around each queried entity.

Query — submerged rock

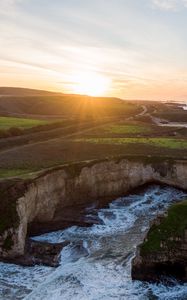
[2,240,69,267]
[132,199,187,282]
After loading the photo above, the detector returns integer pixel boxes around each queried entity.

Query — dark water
[0,185,187,300]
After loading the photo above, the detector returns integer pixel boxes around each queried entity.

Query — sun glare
[72,72,111,96]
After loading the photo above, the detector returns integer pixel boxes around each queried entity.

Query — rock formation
[2,240,69,267]
[132,200,187,282]
[0,156,187,265]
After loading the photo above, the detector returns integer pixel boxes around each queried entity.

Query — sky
[1,0,187,100]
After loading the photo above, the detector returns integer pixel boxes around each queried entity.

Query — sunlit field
[74,137,187,149]
[86,123,153,136]
[0,96,186,178]
[0,116,49,130]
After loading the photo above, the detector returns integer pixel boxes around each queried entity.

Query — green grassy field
[104,124,151,134]
[140,200,187,255]
[0,117,50,130]
[74,137,187,149]
[0,168,35,179]
[0,92,186,179]
[0,118,186,178]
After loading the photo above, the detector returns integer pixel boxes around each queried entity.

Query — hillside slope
[0,88,137,118]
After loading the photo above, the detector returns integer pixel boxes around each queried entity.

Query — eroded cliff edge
[132,200,187,282]
[0,156,187,263]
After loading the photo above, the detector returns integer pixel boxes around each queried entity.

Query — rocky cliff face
[0,157,187,262]
[132,200,187,282]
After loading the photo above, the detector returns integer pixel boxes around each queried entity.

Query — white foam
[0,185,186,300]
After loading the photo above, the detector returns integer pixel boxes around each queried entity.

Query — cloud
[0,0,23,15]
[152,0,187,11]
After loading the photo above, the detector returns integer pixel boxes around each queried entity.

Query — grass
[0,94,140,117]
[0,137,186,177]
[0,169,36,178]
[140,200,187,255]
[0,110,186,178]
[0,155,181,179]
[105,124,151,134]
[74,137,187,149]
[0,117,50,130]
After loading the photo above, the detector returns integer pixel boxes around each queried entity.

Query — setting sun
[1,0,187,298]
[71,72,111,96]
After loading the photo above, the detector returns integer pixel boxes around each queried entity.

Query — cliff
[132,200,187,282]
[0,156,187,263]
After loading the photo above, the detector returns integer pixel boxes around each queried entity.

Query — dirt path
[138,105,147,116]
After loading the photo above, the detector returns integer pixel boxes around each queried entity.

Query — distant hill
[0,87,63,97]
[0,87,138,119]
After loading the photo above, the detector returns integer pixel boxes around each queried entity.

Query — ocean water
[0,185,187,300]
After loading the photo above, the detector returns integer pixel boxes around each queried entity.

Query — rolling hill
[0,87,138,119]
